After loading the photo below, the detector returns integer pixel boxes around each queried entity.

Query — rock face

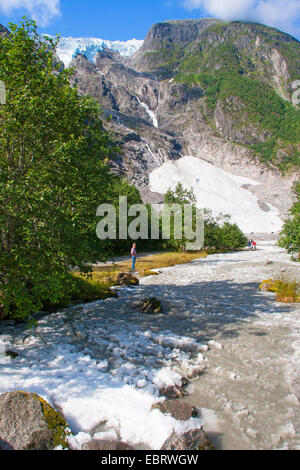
[82,439,133,450]
[1,20,299,230]
[0,391,70,450]
[67,19,300,231]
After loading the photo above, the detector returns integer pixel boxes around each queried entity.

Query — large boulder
[0,391,70,450]
[117,272,139,287]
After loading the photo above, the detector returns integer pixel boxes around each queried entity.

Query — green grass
[69,251,208,304]
[174,68,300,171]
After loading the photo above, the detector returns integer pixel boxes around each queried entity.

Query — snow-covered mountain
[45,35,144,67]
[51,19,300,236]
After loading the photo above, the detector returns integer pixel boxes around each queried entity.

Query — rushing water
[1,242,299,449]
[141,241,300,450]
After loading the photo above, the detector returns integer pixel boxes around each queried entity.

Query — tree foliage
[0,19,138,318]
[279,182,300,260]
[163,184,247,252]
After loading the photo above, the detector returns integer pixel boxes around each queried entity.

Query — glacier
[149,156,283,234]
[45,35,144,67]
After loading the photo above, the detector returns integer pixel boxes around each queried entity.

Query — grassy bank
[70,251,208,304]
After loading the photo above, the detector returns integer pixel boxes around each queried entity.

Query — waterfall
[135,96,158,128]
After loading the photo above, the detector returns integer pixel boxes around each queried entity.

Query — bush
[216,222,248,251]
[279,182,300,260]
[259,276,300,302]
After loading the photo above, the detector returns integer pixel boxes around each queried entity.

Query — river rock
[159,383,188,399]
[117,272,139,287]
[153,398,214,450]
[139,297,163,314]
[161,428,214,451]
[0,391,70,450]
[259,280,275,292]
[152,400,199,421]
[82,439,133,450]
[5,350,19,359]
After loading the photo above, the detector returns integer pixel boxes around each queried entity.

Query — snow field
[149,156,283,234]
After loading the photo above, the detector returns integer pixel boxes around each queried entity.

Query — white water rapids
[1,241,299,449]
[140,241,300,450]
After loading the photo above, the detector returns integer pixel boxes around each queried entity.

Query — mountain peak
[141,18,222,51]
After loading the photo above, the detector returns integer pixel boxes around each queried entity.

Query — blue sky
[0,0,299,41]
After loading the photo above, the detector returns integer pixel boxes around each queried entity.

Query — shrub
[259,276,300,302]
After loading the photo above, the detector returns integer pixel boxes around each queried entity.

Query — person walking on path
[131,243,137,272]
[252,240,257,251]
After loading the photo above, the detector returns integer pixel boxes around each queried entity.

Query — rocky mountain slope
[1,19,299,233]
[66,19,300,233]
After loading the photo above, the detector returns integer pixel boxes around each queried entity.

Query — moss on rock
[1,391,70,450]
[31,394,70,449]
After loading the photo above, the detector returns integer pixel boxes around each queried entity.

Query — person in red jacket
[252,240,257,251]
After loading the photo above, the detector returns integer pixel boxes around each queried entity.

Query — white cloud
[184,0,254,19]
[182,0,300,37]
[0,0,61,27]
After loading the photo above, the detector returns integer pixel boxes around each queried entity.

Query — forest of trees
[0,20,248,320]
